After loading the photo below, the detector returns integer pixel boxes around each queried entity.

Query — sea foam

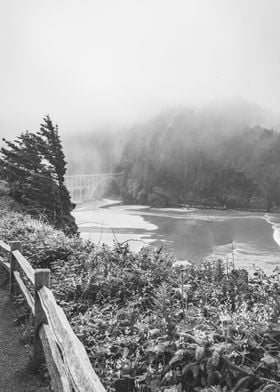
[264,214,280,248]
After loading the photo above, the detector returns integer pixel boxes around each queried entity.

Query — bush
[1,206,280,391]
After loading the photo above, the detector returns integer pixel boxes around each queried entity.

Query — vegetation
[117,110,280,211]
[1,200,280,391]
[0,116,77,234]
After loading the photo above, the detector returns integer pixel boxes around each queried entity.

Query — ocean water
[73,200,280,274]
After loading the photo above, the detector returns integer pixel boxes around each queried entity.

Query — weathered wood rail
[0,240,106,392]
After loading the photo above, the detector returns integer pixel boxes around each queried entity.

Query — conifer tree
[37,116,67,185]
[0,117,77,234]
[36,116,74,222]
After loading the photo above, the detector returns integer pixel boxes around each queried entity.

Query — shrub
[1,207,280,391]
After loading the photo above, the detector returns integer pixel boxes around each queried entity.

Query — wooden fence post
[9,241,21,297]
[33,268,50,369]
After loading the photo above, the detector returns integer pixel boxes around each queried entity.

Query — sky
[1,0,280,137]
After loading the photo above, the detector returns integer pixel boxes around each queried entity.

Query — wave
[151,207,197,213]
[118,209,230,222]
[111,204,148,211]
[209,240,280,274]
[273,225,280,247]
[77,212,158,231]
[264,214,280,248]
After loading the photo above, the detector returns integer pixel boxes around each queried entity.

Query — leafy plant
[2,207,280,391]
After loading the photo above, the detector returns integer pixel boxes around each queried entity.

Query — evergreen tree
[37,116,67,185]
[0,132,44,199]
[36,116,74,221]
[0,117,77,234]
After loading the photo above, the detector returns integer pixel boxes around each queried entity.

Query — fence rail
[0,240,106,392]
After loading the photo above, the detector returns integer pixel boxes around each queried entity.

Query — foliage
[117,111,280,211]
[0,116,77,234]
[2,208,280,391]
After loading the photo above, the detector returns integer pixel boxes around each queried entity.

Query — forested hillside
[117,108,280,211]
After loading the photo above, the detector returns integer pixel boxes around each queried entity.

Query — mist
[62,97,280,176]
[1,0,280,140]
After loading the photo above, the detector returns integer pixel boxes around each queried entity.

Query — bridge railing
[0,240,106,392]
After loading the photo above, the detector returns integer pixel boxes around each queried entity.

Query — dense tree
[0,117,77,234]
[37,116,67,185]
[117,111,280,211]
[36,116,75,220]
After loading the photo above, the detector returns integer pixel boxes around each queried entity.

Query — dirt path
[0,288,51,392]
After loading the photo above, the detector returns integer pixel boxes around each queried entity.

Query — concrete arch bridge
[65,173,121,202]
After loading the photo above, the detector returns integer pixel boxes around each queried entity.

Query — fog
[1,0,280,139]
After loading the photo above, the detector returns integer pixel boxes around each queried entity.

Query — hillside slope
[117,109,280,211]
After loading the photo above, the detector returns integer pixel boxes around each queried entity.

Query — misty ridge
[63,98,280,175]
[62,98,280,211]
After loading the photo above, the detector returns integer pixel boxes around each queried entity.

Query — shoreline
[74,198,122,210]
[76,195,280,214]
[74,199,280,274]
[264,214,280,249]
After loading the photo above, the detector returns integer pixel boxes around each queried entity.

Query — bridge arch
[65,173,121,202]
[73,188,81,201]
[81,187,89,199]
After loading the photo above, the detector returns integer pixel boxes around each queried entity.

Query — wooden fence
[0,240,106,392]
